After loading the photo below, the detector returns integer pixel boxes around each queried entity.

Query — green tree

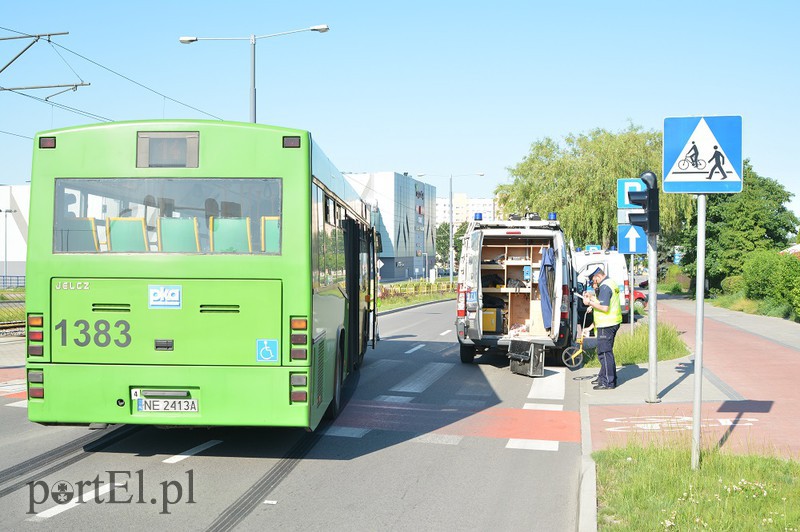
[435,222,450,265]
[436,221,469,271]
[679,161,799,287]
[496,124,692,248]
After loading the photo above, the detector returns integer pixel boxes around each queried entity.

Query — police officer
[582,267,622,389]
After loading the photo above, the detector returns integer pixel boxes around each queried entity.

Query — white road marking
[404,344,426,354]
[162,439,223,464]
[527,368,565,401]
[439,329,452,336]
[447,399,487,409]
[412,433,463,445]
[456,381,493,397]
[506,439,559,451]
[6,400,27,408]
[263,500,278,505]
[374,395,414,403]
[27,482,125,521]
[322,426,371,438]
[523,403,564,411]
[0,379,26,395]
[391,362,453,394]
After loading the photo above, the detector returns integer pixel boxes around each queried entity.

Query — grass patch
[594,441,800,530]
[584,321,689,368]
[378,291,454,311]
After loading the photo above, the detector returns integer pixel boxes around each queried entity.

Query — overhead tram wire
[1,85,112,122]
[0,129,32,140]
[0,26,223,121]
[49,41,225,121]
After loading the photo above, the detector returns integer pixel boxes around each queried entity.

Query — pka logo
[149,285,182,309]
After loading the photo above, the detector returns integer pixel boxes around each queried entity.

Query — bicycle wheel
[678,159,689,171]
[562,346,584,368]
[696,159,706,170]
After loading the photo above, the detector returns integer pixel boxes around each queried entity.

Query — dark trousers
[597,324,619,387]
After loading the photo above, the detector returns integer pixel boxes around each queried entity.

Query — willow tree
[495,124,693,248]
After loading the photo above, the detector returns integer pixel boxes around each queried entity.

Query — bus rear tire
[459,343,476,364]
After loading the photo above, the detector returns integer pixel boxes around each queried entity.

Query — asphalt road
[0,300,582,531]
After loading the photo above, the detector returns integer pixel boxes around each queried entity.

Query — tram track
[0,424,142,498]
[205,426,326,532]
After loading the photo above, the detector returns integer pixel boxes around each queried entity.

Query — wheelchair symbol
[256,339,279,362]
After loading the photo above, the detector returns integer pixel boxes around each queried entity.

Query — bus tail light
[290,319,308,360]
[28,371,44,399]
[290,372,308,403]
[27,314,44,357]
[560,285,569,320]
[457,284,466,318]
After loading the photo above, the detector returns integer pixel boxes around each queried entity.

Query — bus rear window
[53,178,282,254]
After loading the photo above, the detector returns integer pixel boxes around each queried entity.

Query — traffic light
[628,171,660,234]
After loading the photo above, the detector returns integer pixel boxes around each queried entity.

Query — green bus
[25,120,377,431]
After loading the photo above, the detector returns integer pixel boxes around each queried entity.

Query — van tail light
[623,280,630,311]
[457,284,466,318]
[560,285,569,320]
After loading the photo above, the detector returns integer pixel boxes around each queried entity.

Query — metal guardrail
[0,288,25,329]
[1,276,25,289]
[380,282,456,297]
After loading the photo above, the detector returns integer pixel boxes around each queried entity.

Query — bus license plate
[137,398,198,412]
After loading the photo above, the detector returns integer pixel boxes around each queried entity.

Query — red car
[632,289,648,308]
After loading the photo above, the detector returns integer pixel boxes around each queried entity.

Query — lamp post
[3,209,17,287]
[417,173,484,283]
[179,24,329,123]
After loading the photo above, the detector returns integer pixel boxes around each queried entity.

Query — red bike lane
[589,298,800,459]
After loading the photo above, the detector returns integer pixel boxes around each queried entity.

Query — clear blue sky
[2,1,799,217]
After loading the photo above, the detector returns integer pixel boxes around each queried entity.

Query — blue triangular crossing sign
[663,116,742,193]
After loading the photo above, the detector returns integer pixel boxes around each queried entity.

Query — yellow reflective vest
[594,278,623,328]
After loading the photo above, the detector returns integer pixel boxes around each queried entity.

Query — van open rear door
[462,227,483,337]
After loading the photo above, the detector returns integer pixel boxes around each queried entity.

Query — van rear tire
[459,343,476,363]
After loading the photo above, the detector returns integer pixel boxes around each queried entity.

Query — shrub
[720,275,745,295]
[791,273,800,317]
[742,249,782,300]
[776,253,800,303]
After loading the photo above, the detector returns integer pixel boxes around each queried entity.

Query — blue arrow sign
[617,224,647,254]
[663,116,743,193]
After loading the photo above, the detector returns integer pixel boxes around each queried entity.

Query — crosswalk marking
[162,439,223,464]
[391,362,453,394]
[412,433,463,445]
[527,368,565,401]
[523,403,563,411]
[6,400,27,408]
[439,330,452,336]
[374,395,414,403]
[506,439,559,451]
[322,426,371,438]
[0,379,26,396]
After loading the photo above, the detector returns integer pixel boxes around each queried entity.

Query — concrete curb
[376,297,455,316]
[578,376,598,532]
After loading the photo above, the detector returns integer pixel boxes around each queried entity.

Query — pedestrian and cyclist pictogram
[663,116,743,193]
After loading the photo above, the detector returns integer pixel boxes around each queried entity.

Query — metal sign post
[629,254,635,334]
[691,194,707,469]
[663,115,742,470]
[646,232,659,404]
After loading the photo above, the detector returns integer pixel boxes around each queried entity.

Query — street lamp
[179,24,330,123]
[417,173,484,283]
[3,209,17,287]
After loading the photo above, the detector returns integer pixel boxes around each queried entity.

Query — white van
[572,248,630,315]
[455,215,577,377]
